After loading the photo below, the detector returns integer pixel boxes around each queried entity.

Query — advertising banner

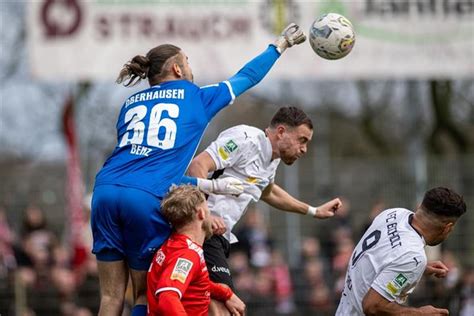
[28,0,474,80]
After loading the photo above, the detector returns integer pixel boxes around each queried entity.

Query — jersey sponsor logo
[413,257,421,266]
[386,282,399,295]
[218,146,230,160]
[386,273,408,296]
[186,239,205,262]
[211,265,231,275]
[394,273,408,287]
[171,258,193,284]
[246,176,259,184]
[346,273,353,290]
[155,250,166,266]
[251,160,260,170]
[224,140,238,153]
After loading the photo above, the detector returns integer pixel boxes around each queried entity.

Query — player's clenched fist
[273,23,307,54]
[425,260,449,278]
[309,198,342,219]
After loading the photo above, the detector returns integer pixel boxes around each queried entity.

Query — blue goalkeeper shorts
[91,184,171,270]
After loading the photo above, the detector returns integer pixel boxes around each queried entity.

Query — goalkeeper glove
[197,177,244,196]
[273,23,307,54]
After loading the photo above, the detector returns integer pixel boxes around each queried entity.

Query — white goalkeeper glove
[273,23,307,54]
[197,177,244,196]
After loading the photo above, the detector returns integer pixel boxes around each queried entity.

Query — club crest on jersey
[171,258,193,283]
[386,273,408,295]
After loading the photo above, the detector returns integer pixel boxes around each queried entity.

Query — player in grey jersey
[188,106,342,315]
[336,187,466,316]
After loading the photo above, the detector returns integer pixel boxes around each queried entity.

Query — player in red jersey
[147,185,245,315]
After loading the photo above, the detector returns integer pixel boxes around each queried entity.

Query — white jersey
[205,125,280,243]
[336,208,427,316]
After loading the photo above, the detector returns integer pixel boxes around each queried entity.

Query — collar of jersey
[408,213,426,245]
[171,232,203,248]
[262,132,274,163]
[150,79,190,89]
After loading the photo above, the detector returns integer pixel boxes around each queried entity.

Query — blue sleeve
[228,45,280,97]
[179,175,198,186]
[199,45,281,120]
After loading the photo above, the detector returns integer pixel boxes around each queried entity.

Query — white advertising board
[28,0,474,80]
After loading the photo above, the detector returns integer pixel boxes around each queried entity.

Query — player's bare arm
[260,183,342,219]
[209,281,245,316]
[187,152,228,235]
[362,288,449,316]
[188,152,217,178]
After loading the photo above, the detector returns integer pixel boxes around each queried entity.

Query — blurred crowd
[1,200,473,316]
[0,204,100,316]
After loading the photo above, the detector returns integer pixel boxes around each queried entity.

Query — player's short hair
[161,185,206,229]
[270,106,313,130]
[116,44,182,87]
[421,187,466,220]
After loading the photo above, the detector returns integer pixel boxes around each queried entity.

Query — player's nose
[300,144,307,154]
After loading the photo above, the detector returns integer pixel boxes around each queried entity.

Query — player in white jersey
[336,187,467,316]
[188,106,343,315]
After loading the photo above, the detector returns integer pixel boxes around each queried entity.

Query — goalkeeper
[91,24,306,316]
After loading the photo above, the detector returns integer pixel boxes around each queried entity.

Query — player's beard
[202,220,213,240]
[281,149,298,165]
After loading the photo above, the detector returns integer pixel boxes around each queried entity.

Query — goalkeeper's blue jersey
[94,45,280,198]
[94,79,235,198]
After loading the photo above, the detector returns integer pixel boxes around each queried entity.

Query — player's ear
[443,222,454,234]
[196,206,205,220]
[276,125,286,139]
[172,63,183,78]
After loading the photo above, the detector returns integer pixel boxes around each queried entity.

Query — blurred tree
[429,80,469,154]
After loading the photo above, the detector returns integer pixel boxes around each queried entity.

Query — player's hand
[273,23,306,54]
[425,261,449,278]
[314,198,343,219]
[418,305,449,315]
[197,177,244,196]
[211,215,227,235]
[225,293,246,316]
[213,177,244,196]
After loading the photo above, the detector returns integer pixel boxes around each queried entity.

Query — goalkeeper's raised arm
[228,23,306,97]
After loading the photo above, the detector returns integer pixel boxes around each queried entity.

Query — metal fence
[1,154,472,315]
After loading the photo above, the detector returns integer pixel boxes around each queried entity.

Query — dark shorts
[91,184,171,271]
[203,235,234,290]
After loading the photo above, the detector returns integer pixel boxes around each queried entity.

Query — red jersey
[147,233,210,315]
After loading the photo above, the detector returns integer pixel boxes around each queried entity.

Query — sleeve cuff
[370,284,396,303]
[205,148,224,170]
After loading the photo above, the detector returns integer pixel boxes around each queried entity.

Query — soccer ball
[309,13,355,60]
